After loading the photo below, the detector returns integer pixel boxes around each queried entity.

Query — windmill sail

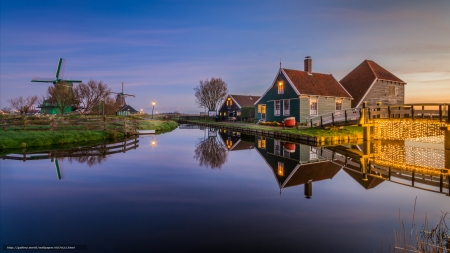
[31,58,81,85]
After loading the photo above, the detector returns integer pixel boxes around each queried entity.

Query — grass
[0,130,125,150]
[183,119,363,139]
[137,119,178,133]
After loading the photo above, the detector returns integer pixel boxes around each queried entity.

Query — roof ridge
[365,60,377,77]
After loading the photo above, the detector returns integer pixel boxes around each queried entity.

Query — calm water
[1,127,449,252]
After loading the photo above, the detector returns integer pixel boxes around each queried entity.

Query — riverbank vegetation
[0,115,178,150]
[181,119,363,139]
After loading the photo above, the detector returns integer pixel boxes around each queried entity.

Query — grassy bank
[183,119,363,141]
[0,130,125,150]
[0,119,178,150]
[138,120,178,133]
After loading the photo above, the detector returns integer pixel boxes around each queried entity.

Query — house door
[261,105,266,120]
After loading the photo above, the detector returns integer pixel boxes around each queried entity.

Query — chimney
[304,56,312,75]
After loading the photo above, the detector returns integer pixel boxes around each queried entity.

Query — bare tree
[194,77,228,112]
[45,82,76,115]
[1,107,12,112]
[193,136,228,169]
[73,80,111,115]
[91,95,121,115]
[8,95,38,115]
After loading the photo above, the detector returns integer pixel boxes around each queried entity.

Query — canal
[1,126,449,252]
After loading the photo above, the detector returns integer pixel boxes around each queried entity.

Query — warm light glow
[152,101,156,106]
[278,81,283,86]
[277,162,284,176]
[372,119,446,140]
[151,137,156,146]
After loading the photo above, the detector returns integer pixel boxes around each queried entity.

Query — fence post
[388,106,391,120]
[411,105,414,120]
[422,105,425,119]
[320,116,323,128]
[103,116,106,131]
[439,105,443,121]
[310,119,313,128]
[331,113,335,126]
[447,105,450,123]
[124,118,127,136]
[345,110,348,124]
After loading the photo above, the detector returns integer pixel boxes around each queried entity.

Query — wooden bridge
[306,103,450,128]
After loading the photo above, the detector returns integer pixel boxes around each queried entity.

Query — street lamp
[152,101,156,119]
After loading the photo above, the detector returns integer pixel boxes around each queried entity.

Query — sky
[1,0,449,113]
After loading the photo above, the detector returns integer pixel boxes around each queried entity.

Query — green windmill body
[32,58,82,114]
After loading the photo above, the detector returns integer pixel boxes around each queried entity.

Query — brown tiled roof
[342,168,385,190]
[284,161,342,188]
[230,94,260,107]
[340,60,406,107]
[282,68,352,98]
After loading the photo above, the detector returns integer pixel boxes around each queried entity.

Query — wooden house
[218,94,260,121]
[254,57,353,123]
[218,130,254,151]
[340,60,406,108]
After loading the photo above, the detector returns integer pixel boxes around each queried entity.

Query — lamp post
[152,101,156,119]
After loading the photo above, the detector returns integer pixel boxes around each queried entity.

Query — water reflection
[193,128,228,169]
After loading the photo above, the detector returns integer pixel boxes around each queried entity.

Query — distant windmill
[111,82,135,107]
[31,58,82,86]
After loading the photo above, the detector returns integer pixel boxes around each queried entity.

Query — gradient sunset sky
[1,0,449,113]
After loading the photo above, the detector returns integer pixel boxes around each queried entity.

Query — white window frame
[310,147,318,160]
[310,98,318,116]
[274,100,281,116]
[274,140,280,156]
[278,81,284,94]
[335,99,342,111]
[283,99,290,116]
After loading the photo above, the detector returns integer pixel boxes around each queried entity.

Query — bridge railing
[306,103,450,128]
[305,107,362,128]
[364,103,449,123]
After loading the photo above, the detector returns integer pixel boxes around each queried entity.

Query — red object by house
[284,117,296,127]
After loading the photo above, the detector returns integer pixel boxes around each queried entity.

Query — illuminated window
[258,138,266,149]
[227,137,232,149]
[310,98,318,115]
[227,98,232,109]
[335,99,342,111]
[237,111,241,116]
[275,101,280,116]
[283,100,290,115]
[258,104,262,113]
[278,81,284,94]
[277,162,284,176]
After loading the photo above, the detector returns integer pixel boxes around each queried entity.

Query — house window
[283,148,290,158]
[335,99,342,111]
[389,86,399,96]
[274,140,280,156]
[258,138,266,149]
[227,98,232,109]
[278,81,284,94]
[277,162,284,176]
[283,100,290,115]
[275,101,281,116]
[258,104,262,113]
[310,98,318,115]
[237,111,241,116]
[310,147,318,160]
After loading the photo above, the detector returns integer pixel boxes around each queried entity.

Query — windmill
[31,58,82,114]
[31,58,82,86]
[111,82,135,107]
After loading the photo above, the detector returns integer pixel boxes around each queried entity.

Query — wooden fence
[0,115,139,135]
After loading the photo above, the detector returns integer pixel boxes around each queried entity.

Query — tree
[193,136,228,169]
[91,95,121,115]
[8,95,38,115]
[73,80,111,115]
[45,82,76,115]
[194,77,228,112]
[241,106,255,120]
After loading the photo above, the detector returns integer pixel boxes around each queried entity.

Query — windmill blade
[31,77,55,83]
[56,58,66,79]
[123,93,135,97]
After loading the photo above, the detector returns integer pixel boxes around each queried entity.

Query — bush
[259,121,282,127]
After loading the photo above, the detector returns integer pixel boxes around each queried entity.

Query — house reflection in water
[254,136,342,199]
[218,130,254,151]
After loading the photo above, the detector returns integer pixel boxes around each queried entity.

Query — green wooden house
[254,57,353,124]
